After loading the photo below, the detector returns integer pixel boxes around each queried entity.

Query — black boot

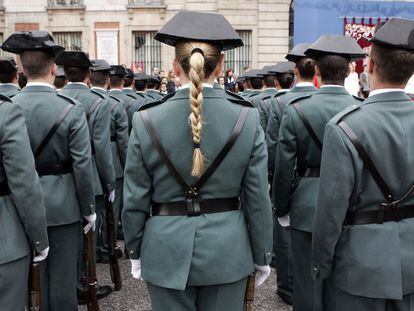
[77,285,113,305]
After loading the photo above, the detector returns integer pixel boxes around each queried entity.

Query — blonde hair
[175,42,221,176]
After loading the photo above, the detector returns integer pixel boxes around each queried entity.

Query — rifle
[243,273,255,311]
[84,229,100,311]
[28,249,41,311]
[106,198,122,291]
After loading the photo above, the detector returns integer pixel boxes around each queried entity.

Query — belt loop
[185,189,201,217]
[377,203,386,224]
[390,202,401,221]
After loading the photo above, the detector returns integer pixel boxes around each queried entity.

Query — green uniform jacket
[254,88,278,131]
[0,98,49,265]
[145,89,164,101]
[62,83,115,195]
[266,86,317,175]
[92,88,129,179]
[274,86,360,232]
[312,91,414,300]
[14,85,95,226]
[109,89,146,133]
[240,89,253,99]
[136,91,150,103]
[0,84,19,98]
[123,88,139,99]
[123,87,273,290]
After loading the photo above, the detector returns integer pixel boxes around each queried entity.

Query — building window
[224,30,252,75]
[128,0,164,6]
[132,31,161,74]
[53,32,82,51]
[48,0,83,6]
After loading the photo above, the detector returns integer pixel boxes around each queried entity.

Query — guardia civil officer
[312,18,414,311]
[0,59,20,97]
[57,51,115,302]
[109,65,145,133]
[145,74,164,100]
[243,69,263,101]
[122,11,273,310]
[274,35,366,311]
[0,91,49,310]
[134,73,150,102]
[90,59,129,260]
[123,68,139,99]
[53,66,67,91]
[1,31,96,310]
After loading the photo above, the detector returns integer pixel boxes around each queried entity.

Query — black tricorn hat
[1,31,64,56]
[91,59,111,72]
[147,75,161,83]
[154,11,243,51]
[244,69,264,79]
[109,65,127,77]
[272,62,295,74]
[125,68,134,78]
[261,65,278,76]
[55,51,93,68]
[286,43,312,63]
[305,34,366,61]
[0,59,18,73]
[134,73,149,81]
[370,18,414,50]
[55,66,66,78]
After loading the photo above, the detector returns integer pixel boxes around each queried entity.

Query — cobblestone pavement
[80,255,292,311]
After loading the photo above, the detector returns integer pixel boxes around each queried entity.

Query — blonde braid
[188,50,205,176]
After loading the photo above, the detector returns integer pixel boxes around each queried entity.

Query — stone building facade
[0,0,291,74]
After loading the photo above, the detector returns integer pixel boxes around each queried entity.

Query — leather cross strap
[86,98,102,120]
[338,121,394,202]
[110,100,120,112]
[141,107,250,198]
[275,97,285,120]
[292,102,323,150]
[34,104,74,159]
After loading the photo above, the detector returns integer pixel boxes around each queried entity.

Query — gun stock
[243,273,255,311]
[28,250,41,311]
[106,199,122,291]
[85,230,100,311]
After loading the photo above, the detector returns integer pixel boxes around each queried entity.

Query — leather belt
[297,168,320,178]
[36,161,73,177]
[152,197,240,217]
[0,181,10,196]
[344,205,414,225]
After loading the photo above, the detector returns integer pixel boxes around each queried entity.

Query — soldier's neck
[28,75,54,86]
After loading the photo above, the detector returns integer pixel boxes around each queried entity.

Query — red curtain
[344,17,388,74]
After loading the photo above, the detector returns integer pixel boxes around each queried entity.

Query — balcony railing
[128,0,165,7]
[48,0,84,7]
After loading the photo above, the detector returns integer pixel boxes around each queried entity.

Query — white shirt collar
[124,87,133,90]
[295,82,314,87]
[320,84,344,88]
[279,89,290,92]
[91,87,107,92]
[369,88,406,97]
[0,83,18,87]
[180,83,213,89]
[110,88,123,92]
[67,82,88,88]
[265,87,277,90]
[26,82,54,89]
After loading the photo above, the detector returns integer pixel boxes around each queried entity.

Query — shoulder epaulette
[249,92,261,98]
[56,93,76,105]
[335,104,361,124]
[138,91,177,111]
[225,90,253,107]
[136,92,146,99]
[0,93,12,103]
[109,94,122,103]
[274,90,289,98]
[352,95,364,102]
[125,93,138,100]
[287,93,314,107]
[261,95,272,101]
[90,89,106,99]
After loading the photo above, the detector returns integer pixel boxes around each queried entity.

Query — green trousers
[41,222,80,311]
[336,288,414,311]
[147,277,248,311]
[0,255,30,311]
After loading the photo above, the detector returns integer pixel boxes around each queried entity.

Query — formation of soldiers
[0,9,414,311]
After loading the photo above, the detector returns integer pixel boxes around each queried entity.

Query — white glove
[254,264,271,287]
[108,190,116,203]
[84,213,97,233]
[33,247,49,263]
[131,259,143,280]
[278,214,290,227]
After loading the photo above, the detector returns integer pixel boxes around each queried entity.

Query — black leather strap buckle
[185,190,201,217]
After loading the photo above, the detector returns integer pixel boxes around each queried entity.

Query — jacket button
[313,267,318,271]
[130,250,134,254]
[35,241,40,245]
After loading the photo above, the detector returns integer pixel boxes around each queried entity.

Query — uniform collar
[363,89,409,106]
[0,83,19,88]
[26,82,54,89]
[91,86,107,93]
[295,82,314,87]
[369,88,405,97]
[67,82,88,88]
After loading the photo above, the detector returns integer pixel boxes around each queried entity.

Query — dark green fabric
[14,85,95,226]
[312,91,414,300]
[146,89,164,100]
[122,87,272,290]
[62,83,115,194]
[147,277,248,311]
[274,86,360,232]
[0,84,19,97]
[0,100,49,263]
[250,88,277,131]
[273,220,292,303]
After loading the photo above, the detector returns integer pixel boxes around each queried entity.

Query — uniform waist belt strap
[344,205,414,225]
[36,161,73,177]
[297,168,320,178]
[152,197,240,216]
[0,181,10,196]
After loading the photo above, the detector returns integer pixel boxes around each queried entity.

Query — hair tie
[191,48,204,57]
[194,143,200,149]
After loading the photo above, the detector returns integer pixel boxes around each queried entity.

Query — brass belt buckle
[185,190,201,217]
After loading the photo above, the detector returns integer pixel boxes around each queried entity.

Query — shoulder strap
[141,106,250,196]
[275,96,284,119]
[126,93,137,100]
[86,98,102,120]
[34,104,74,159]
[337,120,394,202]
[292,102,322,150]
